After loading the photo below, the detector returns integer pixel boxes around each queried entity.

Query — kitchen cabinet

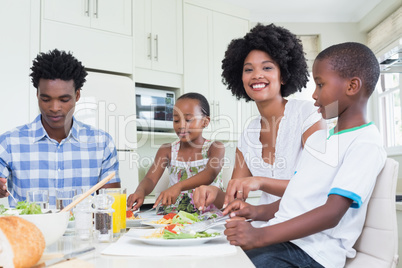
[41,0,133,74]
[135,0,183,76]
[42,0,132,35]
[184,3,256,141]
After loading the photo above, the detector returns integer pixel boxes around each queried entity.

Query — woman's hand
[224,177,262,207]
[127,190,145,211]
[192,185,221,211]
[155,184,182,207]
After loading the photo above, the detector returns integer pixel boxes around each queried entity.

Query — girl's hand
[224,177,262,207]
[155,185,181,207]
[127,190,145,211]
[192,185,220,211]
[224,219,262,250]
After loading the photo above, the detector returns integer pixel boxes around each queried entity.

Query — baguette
[0,216,45,268]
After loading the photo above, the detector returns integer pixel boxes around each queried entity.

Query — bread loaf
[0,216,46,268]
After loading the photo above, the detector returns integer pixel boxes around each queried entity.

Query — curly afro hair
[30,49,87,91]
[221,23,309,101]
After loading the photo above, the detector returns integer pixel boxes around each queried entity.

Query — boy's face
[312,59,350,119]
[173,98,209,143]
[37,78,80,138]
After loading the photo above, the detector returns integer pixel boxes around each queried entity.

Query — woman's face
[173,98,209,143]
[242,50,282,103]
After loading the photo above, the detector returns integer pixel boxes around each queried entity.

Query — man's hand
[0,177,8,198]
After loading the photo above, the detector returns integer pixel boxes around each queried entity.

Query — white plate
[127,218,146,227]
[128,229,223,246]
[141,221,168,228]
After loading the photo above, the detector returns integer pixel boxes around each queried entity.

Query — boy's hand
[0,178,8,198]
[155,185,181,207]
[192,185,220,211]
[224,177,262,207]
[222,199,258,220]
[224,219,262,250]
[127,191,145,211]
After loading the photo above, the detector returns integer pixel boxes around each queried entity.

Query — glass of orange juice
[105,188,121,238]
[120,188,127,234]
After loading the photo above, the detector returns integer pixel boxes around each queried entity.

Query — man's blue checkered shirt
[0,115,120,207]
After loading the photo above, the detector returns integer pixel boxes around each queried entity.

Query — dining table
[38,211,256,268]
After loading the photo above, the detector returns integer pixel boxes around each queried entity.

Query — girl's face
[312,58,349,119]
[242,50,283,103]
[173,98,209,143]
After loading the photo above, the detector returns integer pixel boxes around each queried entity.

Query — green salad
[0,201,42,215]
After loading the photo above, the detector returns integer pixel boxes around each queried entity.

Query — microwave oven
[135,87,175,131]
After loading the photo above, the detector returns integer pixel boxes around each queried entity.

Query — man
[0,49,120,207]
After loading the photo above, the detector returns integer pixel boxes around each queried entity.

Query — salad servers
[6,188,17,204]
[182,215,231,233]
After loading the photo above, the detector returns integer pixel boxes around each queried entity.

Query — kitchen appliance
[135,86,175,131]
[73,72,138,195]
[378,37,402,73]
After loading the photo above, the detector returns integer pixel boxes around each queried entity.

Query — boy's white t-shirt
[238,99,321,205]
[268,123,386,268]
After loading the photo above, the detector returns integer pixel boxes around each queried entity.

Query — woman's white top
[237,99,321,205]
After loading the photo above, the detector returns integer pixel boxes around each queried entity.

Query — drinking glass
[105,188,122,237]
[27,190,49,210]
[56,189,77,210]
[119,188,127,233]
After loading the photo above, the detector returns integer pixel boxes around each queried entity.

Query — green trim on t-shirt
[328,122,374,139]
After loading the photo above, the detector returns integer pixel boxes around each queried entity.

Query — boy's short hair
[315,42,380,96]
[177,92,210,117]
[30,49,88,91]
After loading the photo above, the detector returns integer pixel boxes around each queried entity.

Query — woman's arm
[127,143,170,210]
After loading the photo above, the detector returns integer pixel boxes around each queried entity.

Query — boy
[0,49,120,207]
[222,42,386,268]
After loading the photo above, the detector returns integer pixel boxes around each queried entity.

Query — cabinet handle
[216,101,220,122]
[85,0,90,16]
[93,0,98,18]
[154,34,159,61]
[147,33,152,60]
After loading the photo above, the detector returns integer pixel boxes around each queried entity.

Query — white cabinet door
[42,0,131,35]
[183,4,211,100]
[183,3,251,140]
[211,12,249,139]
[92,0,132,35]
[135,0,183,74]
[42,0,90,27]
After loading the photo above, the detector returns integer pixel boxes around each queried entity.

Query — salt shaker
[73,194,94,240]
[93,190,115,242]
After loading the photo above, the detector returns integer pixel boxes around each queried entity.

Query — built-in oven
[135,86,175,131]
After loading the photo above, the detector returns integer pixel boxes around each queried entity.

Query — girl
[193,23,325,211]
[127,92,224,214]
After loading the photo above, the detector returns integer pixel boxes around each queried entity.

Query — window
[376,73,402,151]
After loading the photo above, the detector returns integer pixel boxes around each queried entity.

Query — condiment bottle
[93,190,115,242]
[73,194,94,240]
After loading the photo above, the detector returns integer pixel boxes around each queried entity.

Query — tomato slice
[126,210,133,218]
[163,212,177,220]
[164,224,177,233]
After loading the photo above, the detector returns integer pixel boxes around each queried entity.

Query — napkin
[101,229,236,257]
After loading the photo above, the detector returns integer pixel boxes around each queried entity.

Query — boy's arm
[225,194,352,250]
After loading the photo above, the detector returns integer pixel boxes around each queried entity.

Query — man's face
[37,79,80,138]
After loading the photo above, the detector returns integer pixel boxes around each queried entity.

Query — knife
[33,246,96,267]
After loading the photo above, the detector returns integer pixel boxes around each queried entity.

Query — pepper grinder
[93,189,115,242]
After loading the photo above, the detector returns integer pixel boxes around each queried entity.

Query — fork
[182,215,230,233]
